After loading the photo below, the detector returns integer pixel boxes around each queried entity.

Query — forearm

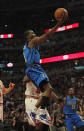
[35,21,62,44]
[3,83,14,94]
[45,22,62,37]
[3,86,13,94]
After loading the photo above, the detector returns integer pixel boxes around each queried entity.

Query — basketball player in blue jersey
[61,88,84,131]
[23,17,64,125]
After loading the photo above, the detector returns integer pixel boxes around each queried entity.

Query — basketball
[54,8,68,21]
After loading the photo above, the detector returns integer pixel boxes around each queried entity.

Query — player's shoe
[35,108,53,126]
[39,114,52,125]
[28,112,36,126]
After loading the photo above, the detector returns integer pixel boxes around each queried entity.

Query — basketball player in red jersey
[0,80,15,121]
[23,76,53,126]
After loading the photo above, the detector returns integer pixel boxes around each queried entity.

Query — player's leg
[35,82,52,109]
[24,77,53,126]
[74,114,84,131]
[26,98,53,126]
[36,81,58,110]
[25,97,38,126]
[35,83,55,126]
[25,66,58,125]
[65,117,74,131]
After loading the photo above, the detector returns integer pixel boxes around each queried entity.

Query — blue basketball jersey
[23,43,49,89]
[63,96,77,114]
[23,43,40,67]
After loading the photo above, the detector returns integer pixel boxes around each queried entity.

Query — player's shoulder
[33,36,39,40]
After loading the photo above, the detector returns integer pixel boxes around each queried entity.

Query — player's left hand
[9,82,15,90]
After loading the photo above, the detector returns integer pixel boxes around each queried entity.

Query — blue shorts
[25,64,49,91]
[65,114,84,131]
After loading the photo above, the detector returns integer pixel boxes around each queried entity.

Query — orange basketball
[54,8,68,21]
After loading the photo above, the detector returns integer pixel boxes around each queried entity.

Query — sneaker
[39,114,52,125]
[28,112,36,126]
[35,108,53,126]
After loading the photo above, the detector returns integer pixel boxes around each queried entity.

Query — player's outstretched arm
[3,82,15,94]
[28,15,65,48]
[36,19,64,43]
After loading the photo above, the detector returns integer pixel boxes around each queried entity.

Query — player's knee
[45,85,53,92]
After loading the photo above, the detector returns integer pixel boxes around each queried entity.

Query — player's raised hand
[9,82,15,90]
[54,8,68,24]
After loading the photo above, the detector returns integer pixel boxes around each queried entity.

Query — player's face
[27,30,36,40]
[68,88,74,95]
